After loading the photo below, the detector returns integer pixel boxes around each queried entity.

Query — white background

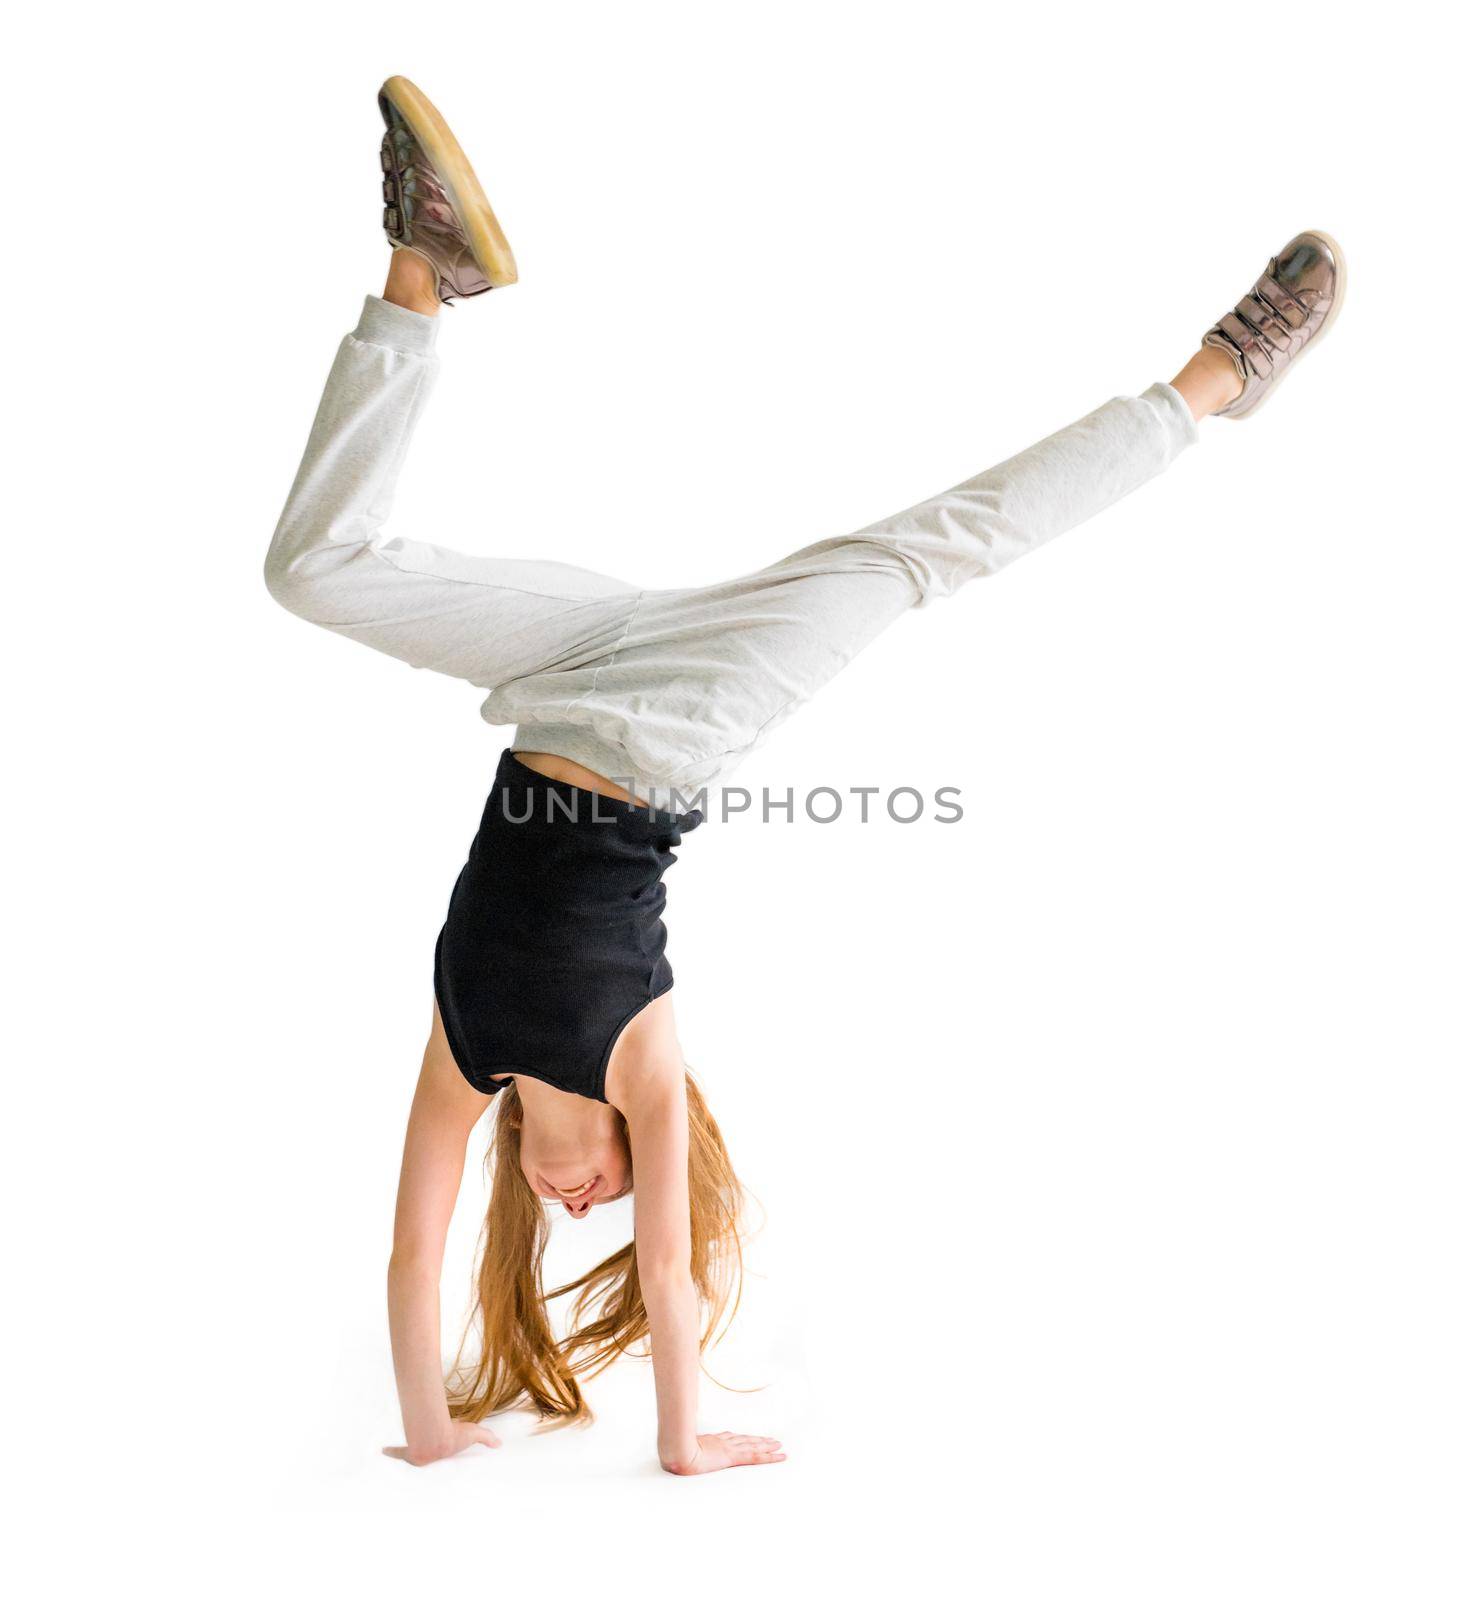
[9,3,1455,1594]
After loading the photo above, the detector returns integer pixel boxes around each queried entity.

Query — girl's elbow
[637,1256,694,1295]
[388,1247,441,1286]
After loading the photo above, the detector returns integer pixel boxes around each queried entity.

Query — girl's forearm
[387,1256,453,1445]
[642,1268,701,1467]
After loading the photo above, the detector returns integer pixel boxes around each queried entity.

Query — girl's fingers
[470,1426,502,1449]
[728,1436,786,1465]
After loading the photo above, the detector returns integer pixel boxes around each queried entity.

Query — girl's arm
[618,1056,700,1469]
[383,1009,499,1466]
[613,1020,784,1476]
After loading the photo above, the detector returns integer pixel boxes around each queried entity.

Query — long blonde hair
[446,1072,745,1427]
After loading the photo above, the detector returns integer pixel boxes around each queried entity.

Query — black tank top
[434,750,702,1101]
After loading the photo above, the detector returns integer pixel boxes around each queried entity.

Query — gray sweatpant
[267,296,1197,802]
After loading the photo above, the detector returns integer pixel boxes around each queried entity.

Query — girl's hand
[662,1432,786,1475]
[383,1421,501,1466]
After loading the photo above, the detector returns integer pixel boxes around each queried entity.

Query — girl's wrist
[658,1433,699,1471]
[405,1406,455,1448]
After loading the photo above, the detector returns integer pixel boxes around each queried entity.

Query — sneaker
[378,75,518,302]
[1203,231,1345,419]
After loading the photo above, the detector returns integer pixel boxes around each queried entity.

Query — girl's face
[520,1119,633,1218]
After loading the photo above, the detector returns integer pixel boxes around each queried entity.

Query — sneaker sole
[1228,228,1346,420]
[380,74,518,288]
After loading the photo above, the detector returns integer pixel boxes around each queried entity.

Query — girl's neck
[511,1072,616,1136]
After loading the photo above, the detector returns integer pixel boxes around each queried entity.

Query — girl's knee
[264,549,334,622]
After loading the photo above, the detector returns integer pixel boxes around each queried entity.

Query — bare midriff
[512,751,649,808]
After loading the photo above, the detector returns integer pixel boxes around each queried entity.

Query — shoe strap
[1208,257,1317,382]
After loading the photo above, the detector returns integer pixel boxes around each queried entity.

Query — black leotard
[433,750,702,1101]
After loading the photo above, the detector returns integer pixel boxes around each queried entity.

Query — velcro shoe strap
[1215,312,1276,380]
[1237,293,1295,354]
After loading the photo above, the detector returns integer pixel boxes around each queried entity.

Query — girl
[266,76,1345,1476]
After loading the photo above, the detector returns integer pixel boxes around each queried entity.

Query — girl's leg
[799,376,1202,607]
[265,255,640,690]
[592,232,1339,797]
[536,374,1205,796]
